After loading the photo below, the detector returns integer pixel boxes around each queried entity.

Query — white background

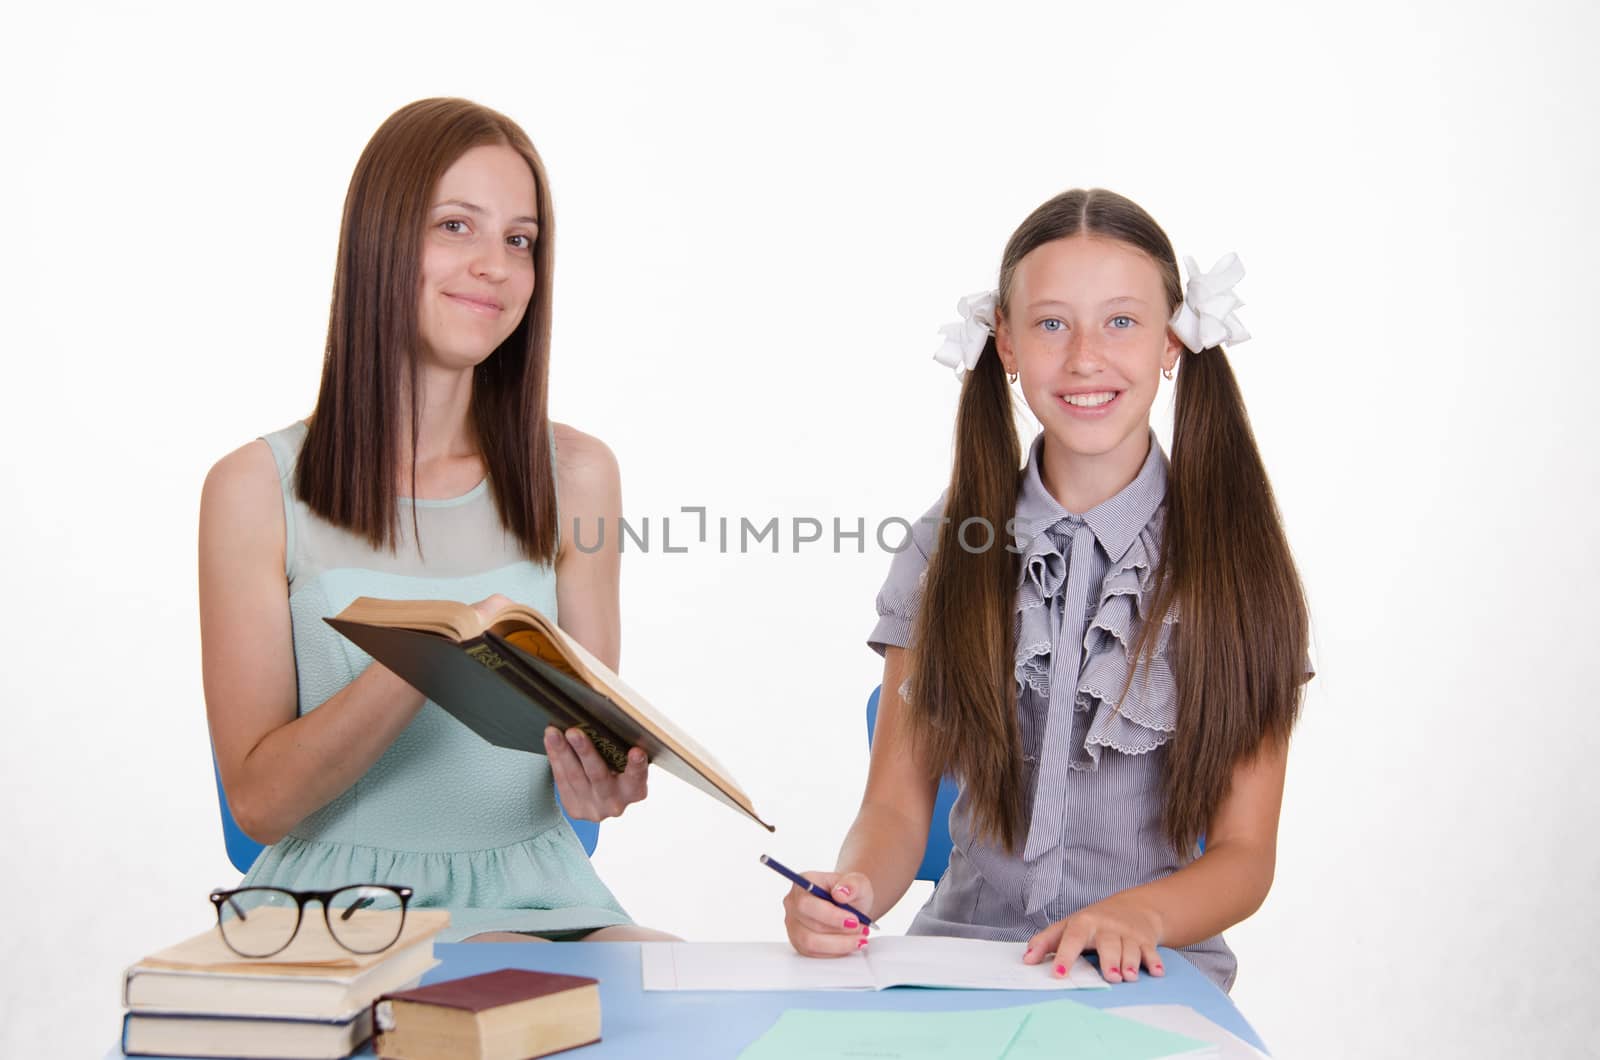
[2,2,1596,1057]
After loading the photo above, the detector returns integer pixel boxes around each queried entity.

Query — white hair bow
[1169,253,1250,353]
[932,290,998,380]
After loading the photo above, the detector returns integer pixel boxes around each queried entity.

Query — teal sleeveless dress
[238,421,633,941]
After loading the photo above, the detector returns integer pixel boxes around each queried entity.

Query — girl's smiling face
[996,234,1183,469]
[416,142,540,371]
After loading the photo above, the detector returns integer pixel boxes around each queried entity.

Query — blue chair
[212,753,600,875]
[563,800,602,860]
[865,686,959,884]
[213,759,265,875]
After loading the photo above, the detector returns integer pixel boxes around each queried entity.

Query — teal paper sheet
[737,1006,1029,1060]
[1003,998,1214,1058]
[738,998,1214,1060]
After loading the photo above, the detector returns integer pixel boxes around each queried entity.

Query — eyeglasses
[208,884,414,959]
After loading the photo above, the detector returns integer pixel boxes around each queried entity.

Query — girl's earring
[1007,371,1018,385]
[1162,365,1175,381]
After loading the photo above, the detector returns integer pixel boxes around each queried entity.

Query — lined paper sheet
[641,942,878,991]
[862,936,1107,991]
[640,938,1106,991]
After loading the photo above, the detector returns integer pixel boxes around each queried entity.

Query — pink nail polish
[843,918,857,930]
[1123,966,1135,974]
[1054,963,1066,975]
[1153,963,1164,973]
[857,938,868,949]
[837,885,852,898]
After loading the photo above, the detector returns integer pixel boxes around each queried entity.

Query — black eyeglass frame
[207,883,415,959]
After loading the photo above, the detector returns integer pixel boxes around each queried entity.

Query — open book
[325,597,772,831]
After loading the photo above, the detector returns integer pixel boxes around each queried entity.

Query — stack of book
[119,909,449,1059]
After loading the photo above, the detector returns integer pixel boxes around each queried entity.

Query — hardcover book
[326,596,772,830]
[122,1008,375,1060]
[373,968,600,1060]
[124,937,439,1019]
[135,909,450,975]
[119,911,448,1058]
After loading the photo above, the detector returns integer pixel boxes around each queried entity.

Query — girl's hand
[1022,892,1166,983]
[544,726,649,821]
[783,871,875,957]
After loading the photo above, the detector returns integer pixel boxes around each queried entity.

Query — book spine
[470,636,632,772]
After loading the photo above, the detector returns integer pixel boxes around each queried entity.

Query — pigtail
[1139,344,1310,855]
[906,341,1027,853]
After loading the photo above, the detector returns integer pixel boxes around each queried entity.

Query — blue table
[109,942,1267,1057]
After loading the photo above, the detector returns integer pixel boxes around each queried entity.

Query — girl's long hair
[296,97,559,562]
[907,189,1309,855]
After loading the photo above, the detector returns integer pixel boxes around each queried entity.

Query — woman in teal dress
[199,98,671,942]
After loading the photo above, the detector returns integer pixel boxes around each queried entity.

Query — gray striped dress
[869,430,1238,991]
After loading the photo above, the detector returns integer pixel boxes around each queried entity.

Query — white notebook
[640,937,1108,992]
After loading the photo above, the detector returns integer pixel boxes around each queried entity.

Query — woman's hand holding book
[543,724,649,820]
[467,592,651,820]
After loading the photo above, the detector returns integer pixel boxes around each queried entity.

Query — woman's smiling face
[996,234,1182,465]
[415,142,541,370]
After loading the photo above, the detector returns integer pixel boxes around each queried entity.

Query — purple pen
[760,854,874,927]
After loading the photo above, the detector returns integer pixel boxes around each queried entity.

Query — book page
[496,618,766,827]
[864,937,1108,991]
[530,621,738,781]
[640,942,877,991]
[337,597,483,640]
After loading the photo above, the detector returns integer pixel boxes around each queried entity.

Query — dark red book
[373,969,600,1060]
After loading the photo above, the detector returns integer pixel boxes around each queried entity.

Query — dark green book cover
[323,607,774,830]
[323,619,629,770]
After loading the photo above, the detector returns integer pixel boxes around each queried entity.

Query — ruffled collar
[1012,430,1176,771]
[1010,430,1168,564]
[1008,431,1181,911]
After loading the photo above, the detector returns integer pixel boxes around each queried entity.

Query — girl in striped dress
[780,188,1311,991]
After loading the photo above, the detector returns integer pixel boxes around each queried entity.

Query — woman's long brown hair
[296,97,559,562]
[907,189,1309,856]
